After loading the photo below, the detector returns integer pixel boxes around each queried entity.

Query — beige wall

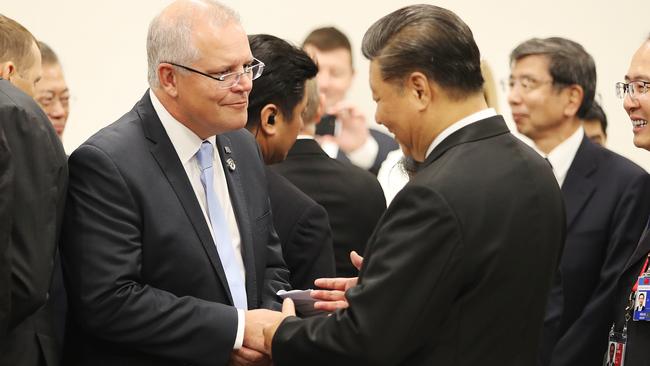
[5,0,650,171]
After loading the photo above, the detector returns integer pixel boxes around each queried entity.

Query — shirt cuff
[233,308,244,349]
[347,134,379,169]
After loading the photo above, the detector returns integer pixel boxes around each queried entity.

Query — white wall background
[5,0,650,170]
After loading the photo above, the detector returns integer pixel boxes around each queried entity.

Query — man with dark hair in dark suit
[0,14,68,366]
[60,2,290,365]
[246,5,566,365]
[507,37,650,366]
[269,96,386,278]
[244,34,335,290]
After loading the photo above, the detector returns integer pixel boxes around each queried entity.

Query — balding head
[146,0,239,88]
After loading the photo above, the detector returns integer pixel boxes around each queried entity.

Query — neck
[413,93,488,162]
[299,123,316,137]
[533,117,581,155]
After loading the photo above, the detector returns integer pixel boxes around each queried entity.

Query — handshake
[230,252,363,366]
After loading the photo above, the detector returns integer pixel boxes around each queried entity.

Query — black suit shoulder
[0,80,68,366]
[265,168,335,290]
[271,139,386,277]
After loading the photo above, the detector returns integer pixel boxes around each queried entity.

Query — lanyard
[632,254,650,293]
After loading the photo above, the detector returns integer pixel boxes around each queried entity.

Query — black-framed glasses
[164,58,265,89]
[616,81,650,99]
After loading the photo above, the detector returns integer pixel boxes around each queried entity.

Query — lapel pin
[224,146,232,154]
[226,158,236,172]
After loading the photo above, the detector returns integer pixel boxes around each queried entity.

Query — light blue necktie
[196,141,247,309]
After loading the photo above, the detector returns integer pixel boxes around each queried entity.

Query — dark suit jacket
[266,168,335,290]
[336,128,399,175]
[0,79,68,365]
[540,136,650,366]
[271,115,566,366]
[270,139,386,277]
[613,226,650,366]
[60,91,290,366]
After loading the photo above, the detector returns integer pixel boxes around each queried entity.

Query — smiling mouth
[633,119,648,128]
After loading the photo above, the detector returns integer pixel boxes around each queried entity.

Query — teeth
[633,120,648,127]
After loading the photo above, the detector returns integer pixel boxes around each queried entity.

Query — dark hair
[247,34,318,129]
[38,41,59,65]
[583,100,607,136]
[510,37,596,119]
[0,14,38,72]
[303,26,352,53]
[361,4,483,99]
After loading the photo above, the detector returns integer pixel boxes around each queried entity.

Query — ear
[405,71,432,111]
[0,62,16,80]
[563,85,584,117]
[259,104,279,136]
[157,63,179,97]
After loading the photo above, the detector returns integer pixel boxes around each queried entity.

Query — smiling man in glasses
[611,35,650,366]
[507,37,650,366]
[59,1,290,365]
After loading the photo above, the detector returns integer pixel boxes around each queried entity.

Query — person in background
[244,34,335,290]
[611,34,650,366]
[507,36,650,366]
[34,41,70,139]
[302,26,399,175]
[581,100,607,146]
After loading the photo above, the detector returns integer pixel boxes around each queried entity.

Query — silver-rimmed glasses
[616,81,650,99]
[164,58,265,89]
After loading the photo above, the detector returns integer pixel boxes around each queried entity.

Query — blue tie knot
[197,141,213,171]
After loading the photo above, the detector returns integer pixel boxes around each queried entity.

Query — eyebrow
[625,74,650,82]
[205,58,255,74]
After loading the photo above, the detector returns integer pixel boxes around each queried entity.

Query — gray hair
[146,0,239,88]
[510,37,596,119]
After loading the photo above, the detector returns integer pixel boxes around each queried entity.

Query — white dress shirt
[533,126,584,187]
[425,108,497,158]
[150,90,245,349]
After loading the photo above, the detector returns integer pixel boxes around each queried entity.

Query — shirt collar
[425,108,497,159]
[149,89,216,163]
[543,125,584,186]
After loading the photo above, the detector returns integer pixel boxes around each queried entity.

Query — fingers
[314,300,349,312]
[230,347,270,366]
[314,277,354,291]
[311,289,346,302]
[350,251,364,271]
[282,298,295,316]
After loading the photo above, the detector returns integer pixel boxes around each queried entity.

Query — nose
[232,72,253,92]
[317,72,330,92]
[507,86,522,107]
[48,98,66,119]
[623,93,639,114]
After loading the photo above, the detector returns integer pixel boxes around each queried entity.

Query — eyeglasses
[501,76,553,94]
[165,58,265,89]
[615,81,650,99]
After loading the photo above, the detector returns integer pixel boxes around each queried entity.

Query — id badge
[606,329,626,366]
[633,275,650,321]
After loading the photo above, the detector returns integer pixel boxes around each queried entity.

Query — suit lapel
[215,134,258,308]
[561,136,597,230]
[137,91,234,305]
